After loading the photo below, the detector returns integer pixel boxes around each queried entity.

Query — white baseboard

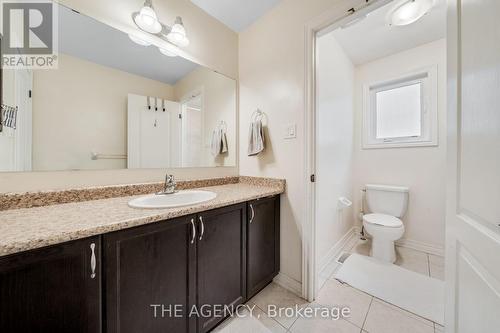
[396,238,444,256]
[273,273,302,297]
[318,226,360,275]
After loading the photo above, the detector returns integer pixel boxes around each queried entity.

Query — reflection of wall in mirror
[32,53,175,171]
[173,67,236,167]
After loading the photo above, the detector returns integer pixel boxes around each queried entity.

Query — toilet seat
[363,213,403,228]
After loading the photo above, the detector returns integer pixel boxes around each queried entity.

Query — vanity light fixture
[166,17,189,47]
[131,0,190,52]
[159,47,177,57]
[389,0,435,26]
[133,0,162,34]
[128,33,151,46]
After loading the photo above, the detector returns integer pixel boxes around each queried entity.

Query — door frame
[179,86,205,167]
[302,0,394,301]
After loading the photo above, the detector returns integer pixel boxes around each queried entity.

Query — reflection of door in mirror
[128,94,181,169]
[0,69,33,172]
[181,93,203,168]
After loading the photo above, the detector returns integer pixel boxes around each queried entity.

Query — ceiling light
[159,47,177,57]
[389,0,435,26]
[128,33,151,46]
[133,1,162,34]
[166,17,190,47]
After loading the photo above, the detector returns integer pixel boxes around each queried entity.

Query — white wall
[353,39,447,249]
[316,33,355,268]
[0,0,239,192]
[239,0,351,285]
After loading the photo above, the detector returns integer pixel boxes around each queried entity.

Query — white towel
[247,120,265,156]
[211,129,221,156]
[220,128,228,154]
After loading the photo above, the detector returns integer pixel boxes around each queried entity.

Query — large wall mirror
[0,4,236,172]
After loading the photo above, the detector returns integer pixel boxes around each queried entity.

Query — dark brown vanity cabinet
[0,197,279,333]
[196,203,246,333]
[0,236,102,333]
[104,203,247,333]
[247,196,280,298]
[104,215,196,333]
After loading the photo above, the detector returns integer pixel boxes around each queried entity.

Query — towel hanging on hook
[251,109,265,122]
[1,104,18,130]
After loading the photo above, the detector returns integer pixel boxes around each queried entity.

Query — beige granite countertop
[0,182,284,257]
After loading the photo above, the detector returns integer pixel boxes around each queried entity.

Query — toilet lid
[363,213,403,228]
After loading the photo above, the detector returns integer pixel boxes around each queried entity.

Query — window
[362,67,438,148]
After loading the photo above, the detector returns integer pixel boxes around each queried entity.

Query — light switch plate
[284,123,297,139]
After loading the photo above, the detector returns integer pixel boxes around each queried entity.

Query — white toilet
[362,184,409,263]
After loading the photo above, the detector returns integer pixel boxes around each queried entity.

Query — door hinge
[178,114,182,119]
[310,174,316,183]
[28,90,32,98]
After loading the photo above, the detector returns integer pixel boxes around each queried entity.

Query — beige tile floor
[213,237,445,333]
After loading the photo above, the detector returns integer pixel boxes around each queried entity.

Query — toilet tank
[365,184,409,218]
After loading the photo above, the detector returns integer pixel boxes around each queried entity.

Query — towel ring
[218,120,228,131]
[251,109,264,122]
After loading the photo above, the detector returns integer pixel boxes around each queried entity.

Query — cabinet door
[196,204,246,333]
[247,196,280,298]
[104,216,196,333]
[0,237,102,333]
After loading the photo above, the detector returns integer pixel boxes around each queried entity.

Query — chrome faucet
[157,174,177,195]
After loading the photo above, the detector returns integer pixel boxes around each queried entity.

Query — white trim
[318,227,360,274]
[303,0,394,302]
[316,227,360,291]
[396,238,445,257]
[273,273,303,297]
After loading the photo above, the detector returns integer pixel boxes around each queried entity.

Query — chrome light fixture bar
[130,0,190,57]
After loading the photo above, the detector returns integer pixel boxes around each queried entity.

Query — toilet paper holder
[338,197,352,210]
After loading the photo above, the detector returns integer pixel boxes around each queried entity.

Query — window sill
[362,140,438,149]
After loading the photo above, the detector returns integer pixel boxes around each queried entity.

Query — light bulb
[390,0,435,26]
[166,17,189,47]
[134,5,162,34]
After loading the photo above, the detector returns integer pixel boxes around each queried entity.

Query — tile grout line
[426,253,431,277]
[361,297,374,331]
[250,301,289,331]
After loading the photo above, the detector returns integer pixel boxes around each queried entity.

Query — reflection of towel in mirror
[220,128,228,153]
[211,129,221,156]
[211,127,229,156]
[247,120,265,156]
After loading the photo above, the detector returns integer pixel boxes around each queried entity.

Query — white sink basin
[128,190,217,209]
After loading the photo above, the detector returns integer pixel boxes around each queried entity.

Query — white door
[14,69,33,171]
[446,0,500,332]
[180,94,203,167]
[127,94,179,169]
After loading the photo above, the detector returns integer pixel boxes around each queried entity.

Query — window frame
[362,66,438,149]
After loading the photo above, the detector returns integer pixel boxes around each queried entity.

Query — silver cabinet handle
[190,218,196,244]
[199,216,205,241]
[90,243,96,279]
[250,204,255,223]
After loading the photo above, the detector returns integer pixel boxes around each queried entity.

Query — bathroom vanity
[0,179,283,333]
